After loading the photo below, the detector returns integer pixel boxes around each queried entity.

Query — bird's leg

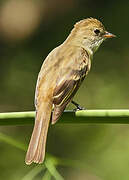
[71,100,85,111]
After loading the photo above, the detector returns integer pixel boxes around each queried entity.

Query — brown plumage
[25,18,115,165]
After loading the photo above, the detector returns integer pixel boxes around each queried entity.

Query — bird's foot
[71,100,86,111]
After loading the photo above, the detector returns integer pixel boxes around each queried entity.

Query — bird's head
[70,18,115,55]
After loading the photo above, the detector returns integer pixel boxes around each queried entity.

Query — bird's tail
[25,101,52,165]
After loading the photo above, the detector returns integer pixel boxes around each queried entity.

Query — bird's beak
[103,31,116,38]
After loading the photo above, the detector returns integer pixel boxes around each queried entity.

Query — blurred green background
[0,0,129,179]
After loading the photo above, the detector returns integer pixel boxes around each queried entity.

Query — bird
[25,17,115,165]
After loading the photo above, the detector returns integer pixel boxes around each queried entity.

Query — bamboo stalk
[0,110,129,126]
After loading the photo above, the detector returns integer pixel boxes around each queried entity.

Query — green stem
[0,132,27,151]
[0,110,129,125]
[45,158,64,180]
[22,166,45,180]
[42,170,52,180]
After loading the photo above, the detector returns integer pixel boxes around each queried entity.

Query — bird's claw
[71,100,86,111]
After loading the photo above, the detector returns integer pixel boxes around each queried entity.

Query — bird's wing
[52,62,88,124]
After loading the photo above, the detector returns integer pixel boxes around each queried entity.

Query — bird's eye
[94,29,100,35]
